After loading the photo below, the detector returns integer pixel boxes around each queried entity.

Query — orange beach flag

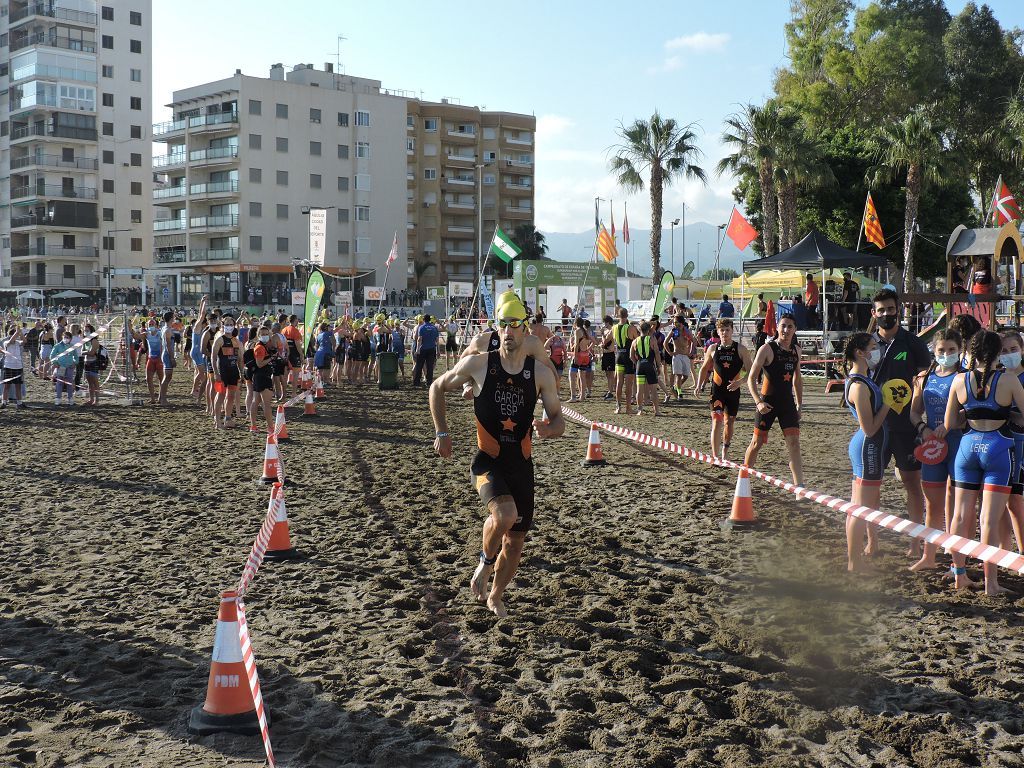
[597,223,618,263]
[864,192,886,249]
[725,207,758,251]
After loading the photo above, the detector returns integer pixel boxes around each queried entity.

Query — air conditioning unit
[422,202,429,208]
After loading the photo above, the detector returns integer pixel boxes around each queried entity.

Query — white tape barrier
[560,406,1024,575]
[236,597,275,768]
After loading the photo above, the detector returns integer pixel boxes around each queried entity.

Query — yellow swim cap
[497,296,528,321]
[497,290,520,307]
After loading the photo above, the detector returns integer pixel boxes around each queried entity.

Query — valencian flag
[725,207,758,251]
[490,227,522,264]
[863,192,886,249]
[303,268,326,357]
[597,222,618,263]
[990,175,1021,226]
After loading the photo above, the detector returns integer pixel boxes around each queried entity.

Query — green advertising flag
[653,271,675,316]
[303,268,326,356]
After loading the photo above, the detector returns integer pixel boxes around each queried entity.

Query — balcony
[443,200,475,211]
[154,250,187,264]
[9,4,98,25]
[11,245,99,259]
[504,181,533,195]
[153,185,186,200]
[12,212,97,229]
[190,248,240,263]
[446,224,475,234]
[504,159,534,169]
[11,184,97,201]
[189,214,239,230]
[445,248,476,262]
[446,176,475,186]
[446,129,477,143]
[504,206,532,220]
[10,32,97,54]
[11,124,99,142]
[504,135,533,146]
[189,146,240,166]
[188,113,239,131]
[153,119,187,138]
[189,180,239,197]
[154,153,187,169]
[444,154,476,165]
[154,219,186,232]
[11,273,100,288]
[10,153,97,171]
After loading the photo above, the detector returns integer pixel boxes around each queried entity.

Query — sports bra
[962,370,1010,421]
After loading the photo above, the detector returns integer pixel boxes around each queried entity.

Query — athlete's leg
[912,482,950,571]
[471,496,518,607]
[489,530,527,618]
[949,485,981,590]
[847,478,881,572]
[896,468,925,557]
[159,364,172,405]
[981,489,1012,595]
[744,429,766,470]
[783,429,804,486]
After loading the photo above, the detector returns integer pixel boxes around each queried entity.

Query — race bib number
[882,378,911,414]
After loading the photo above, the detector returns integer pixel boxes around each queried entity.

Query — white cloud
[536,114,574,140]
[646,56,683,75]
[664,32,730,53]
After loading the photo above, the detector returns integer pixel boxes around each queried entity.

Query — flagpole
[856,192,869,252]
[461,222,499,346]
[985,175,1001,228]
[377,230,397,312]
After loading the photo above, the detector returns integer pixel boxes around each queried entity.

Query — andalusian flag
[490,227,522,264]
[303,268,326,356]
[863,192,886,249]
[597,222,618,263]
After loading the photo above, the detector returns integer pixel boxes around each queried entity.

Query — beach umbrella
[50,289,89,299]
[764,300,777,336]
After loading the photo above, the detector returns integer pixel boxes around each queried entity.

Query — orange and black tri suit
[710,342,743,418]
[472,350,538,531]
[754,339,800,440]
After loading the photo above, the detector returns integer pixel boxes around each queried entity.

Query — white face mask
[866,348,882,368]
[1000,352,1022,370]
[259,335,270,344]
[223,324,235,333]
[935,352,959,369]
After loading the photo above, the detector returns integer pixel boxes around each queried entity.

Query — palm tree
[773,119,836,251]
[717,101,796,256]
[412,258,432,290]
[610,112,707,279]
[869,109,946,294]
[511,223,548,260]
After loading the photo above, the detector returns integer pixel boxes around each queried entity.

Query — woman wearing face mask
[844,333,892,572]
[81,323,101,406]
[908,330,963,572]
[142,320,164,404]
[190,296,209,402]
[38,323,55,381]
[945,331,1024,595]
[210,314,242,429]
[1000,330,1024,554]
[242,321,261,432]
[49,331,79,405]
[248,324,276,434]
[201,313,221,415]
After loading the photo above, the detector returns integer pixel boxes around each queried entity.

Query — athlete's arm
[850,380,890,437]
[1006,374,1024,421]
[458,331,486,359]
[429,353,487,459]
[694,343,717,392]
[748,344,772,413]
[729,345,753,391]
[533,362,566,440]
[630,338,639,363]
[210,335,224,380]
[943,375,965,433]
[793,348,803,410]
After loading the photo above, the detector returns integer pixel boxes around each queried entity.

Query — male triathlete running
[694,318,751,460]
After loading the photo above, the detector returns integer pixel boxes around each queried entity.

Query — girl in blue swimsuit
[1000,330,1024,555]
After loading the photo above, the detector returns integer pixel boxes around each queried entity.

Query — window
[127,152,141,166]
[102,236,114,250]
[103,208,114,222]
[102,6,114,20]
[102,92,113,107]
[355,205,370,222]
[423,168,437,180]
[131,210,142,223]
[103,179,114,193]
[249,168,262,183]
[423,143,437,156]
[248,133,261,150]
[130,124,142,139]
[356,237,370,253]
[424,118,437,132]
[276,170,288,186]
[130,39,142,54]
[337,112,349,127]
[337,176,349,192]
[130,68,141,82]
[337,208,349,223]
[356,142,370,159]
[249,202,262,217]
[250,235,262,251]
[483,173,496,185]
[102,150,113,164]
[338,240,350,255]
[484,151,496,162]
[275,103,288,118]
[483,127,496,140]
[101,65,113,78]
[276,204,288,220]
[337,144,349,160]
[102,122,113,136]
[102,35,113,49]
[276,237,289,252]
[406,138,415,152]
[275,137,288,152]
[129,237,142,252]
[131,181,142,195]
[355,111,370,127]
[249,99,261,116]
[309,141,321,156]
[310,173,321,189]
[130,10,142,25]
[407,115,415,128]
[309,108,321,123]
[130,96,141,110]
[355,174,370,190]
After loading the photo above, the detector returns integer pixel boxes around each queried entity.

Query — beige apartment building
[405,100,535,290]
[0,0,153,305]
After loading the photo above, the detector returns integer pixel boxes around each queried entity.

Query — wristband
[435,432,449,439]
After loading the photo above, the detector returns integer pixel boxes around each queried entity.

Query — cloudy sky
[154,0,1024,235]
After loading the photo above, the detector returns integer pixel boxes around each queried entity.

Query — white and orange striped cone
[300,389,318,418]
[721,467,763,530]
[259,434,281,484]
[188,590,263,736]
[264,482,298,561]
[580,423,607,467]
[314,371,326,402]
[274,405,291,442]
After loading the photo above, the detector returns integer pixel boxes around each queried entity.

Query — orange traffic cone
[274,405,291,442]
[188,590,263,736]
[580,423,607,467]
[259,434,281,484]
[264,482,298,561]
[722,467,762,530]
[314,372,326,402]
[300,389,318,418]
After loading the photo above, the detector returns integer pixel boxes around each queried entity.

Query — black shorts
[615,349,635,375]
[471,453,535,532]
[661,352,672,365]
[272,358,286,377]
[253,369,274,393]
[601,352,615,372]
[636,360,658,384]
[754,399,800,437]
[446,338,458,352]
[710,384,740,417]
[219,362,240,388]
[888,428,922,473]
[288,349,301,368]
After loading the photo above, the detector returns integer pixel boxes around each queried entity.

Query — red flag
[725,208,758,251]
[610,205,616,241]
[386,231,398,265]
[623,205,630,245]
[990,176,1021,226]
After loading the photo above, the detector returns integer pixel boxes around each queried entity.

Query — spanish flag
[597,222,618,263]
[863,192,886,249]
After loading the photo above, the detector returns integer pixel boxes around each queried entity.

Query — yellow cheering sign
[882,378,911,414]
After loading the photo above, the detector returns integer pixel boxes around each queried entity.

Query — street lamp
[670,218,680,275]
[106,228,131,309]
[475,161,493,317]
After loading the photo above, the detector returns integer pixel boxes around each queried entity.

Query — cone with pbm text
[721,467,763,530]
[301,389,318,417]
[264,482,298,561]
[188,590,264,736]
[259,434,281,484]
[580,423,607,467]
[274,405,291,441]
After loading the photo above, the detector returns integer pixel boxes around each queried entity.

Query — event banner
[303,269,326,355]
[653,271,675,316]
[363,286,384,302]
[308,208,327,267]
[449,281,474,298]
[426,286,447,302]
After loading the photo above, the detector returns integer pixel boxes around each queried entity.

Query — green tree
[700,267,739,281]
[774,113,836,250]
[610,112,707,279]
[510,224,548,260]
[412,258,432,290]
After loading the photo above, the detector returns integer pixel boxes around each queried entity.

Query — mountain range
[539,222,751,278]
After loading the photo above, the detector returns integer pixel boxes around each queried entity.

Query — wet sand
[2,365,1024,767]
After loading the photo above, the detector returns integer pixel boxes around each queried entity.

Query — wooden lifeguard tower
[944,222,1024,329]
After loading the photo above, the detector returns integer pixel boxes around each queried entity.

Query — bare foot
[863,545,879,557]
[909,556,937,572]
[470,562,492,604]
[953,574,980,591]
[486,594,507,618]
[614,407,622,415]
[984,582,1013,596]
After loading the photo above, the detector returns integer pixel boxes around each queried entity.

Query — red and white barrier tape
[236,597,275,768]
[238,491,281,595]
[560,406,1024,575]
